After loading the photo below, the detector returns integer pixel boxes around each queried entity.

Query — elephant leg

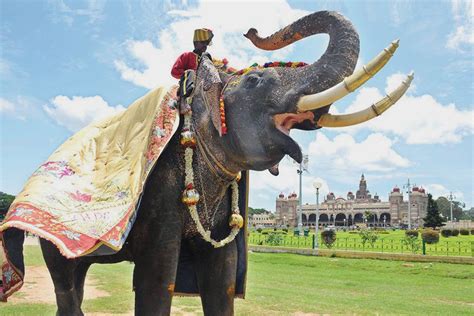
[195,240,237,316]
[40,239,83,316]
[74,262,92,306]
[133,223,182,315]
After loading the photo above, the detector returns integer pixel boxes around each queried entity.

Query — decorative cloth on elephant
[0,86,180,300]
[199,55,228,136]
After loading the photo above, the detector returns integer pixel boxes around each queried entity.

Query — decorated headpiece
[193,28,214,45]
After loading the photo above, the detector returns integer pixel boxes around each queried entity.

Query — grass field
[249,229,474,256]
[1,245,473,315]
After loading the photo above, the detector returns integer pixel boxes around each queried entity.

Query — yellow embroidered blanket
[1,86,179,258]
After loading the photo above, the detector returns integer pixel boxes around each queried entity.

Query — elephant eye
[244,74,261,88]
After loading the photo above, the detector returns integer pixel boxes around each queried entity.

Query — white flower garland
[182,110,242,248]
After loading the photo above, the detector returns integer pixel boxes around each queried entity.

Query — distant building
[275,175,428,228]
[248,212,276,228]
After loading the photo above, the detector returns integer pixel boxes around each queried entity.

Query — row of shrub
[440,228,472,237]
[404,229,438,244]
[404,228,473,245]
[261,227,472,249]
[256,228,289,233]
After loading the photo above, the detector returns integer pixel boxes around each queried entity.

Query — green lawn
[249,229,474,256]
[1,245,473,315]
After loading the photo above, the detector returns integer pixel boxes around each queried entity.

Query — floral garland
[234,61,308,75]
[180,102,243,248]
[213,58,308,75]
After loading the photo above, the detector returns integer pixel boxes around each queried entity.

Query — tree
[424,194,445,228]
[266,233,283,246]
[362,211,371,226]
[460,207,474,220]
[248,207,270,216]
[0,192,16,221]
[321,230,336,249]
[436,196,464,220]
[359,229,378,248]
[402,235,421,254]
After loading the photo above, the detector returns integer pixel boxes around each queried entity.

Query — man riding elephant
[172,28,214,111]
[171,28,214,80]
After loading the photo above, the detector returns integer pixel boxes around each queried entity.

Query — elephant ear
[199,57,224,136]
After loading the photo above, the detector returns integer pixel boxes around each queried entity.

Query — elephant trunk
[244,11,360,96]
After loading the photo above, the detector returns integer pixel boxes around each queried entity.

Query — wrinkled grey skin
[39,11,359,316]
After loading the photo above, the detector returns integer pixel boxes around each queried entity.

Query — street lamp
[296,155,309,236]
[403,179,412,229]
[343,218,346,228]
[313,181,322,250]
[447,192,455,222]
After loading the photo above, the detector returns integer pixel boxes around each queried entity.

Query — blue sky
[1,0,473,212]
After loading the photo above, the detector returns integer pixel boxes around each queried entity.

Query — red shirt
[171,52,200,79]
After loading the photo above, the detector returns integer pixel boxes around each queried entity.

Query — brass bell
[229,213,244,229]
[182,188,200,205]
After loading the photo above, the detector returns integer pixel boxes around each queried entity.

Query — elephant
[2,10,412,316]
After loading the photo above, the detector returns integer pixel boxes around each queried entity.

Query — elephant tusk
[296,40,400,112]
[317,72,414,128]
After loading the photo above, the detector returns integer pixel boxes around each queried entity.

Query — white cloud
[424,183,464,201]
[250,161,331,209]
[48,0,106,26]
[44,95,125,132]
[389,0,413,27]
[251,160,329,195]
[0,96,37,120]
[0,98,14,112]
[0,58,12,76]
[308,132,410,172]
[340,73,474,144]
[446,0,473,51]
[447,25,474,50]
[115,1,309,88]
[249,128,411,209]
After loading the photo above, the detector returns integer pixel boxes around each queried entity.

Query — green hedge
[441,229,452,237]
[422,229,440,244]
[460,229,469,236]
[405,230,419,238]
[321,230,337,249]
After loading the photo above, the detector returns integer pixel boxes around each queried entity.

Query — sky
[1,0,473,213]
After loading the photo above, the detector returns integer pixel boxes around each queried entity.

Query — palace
[275,175,428,228]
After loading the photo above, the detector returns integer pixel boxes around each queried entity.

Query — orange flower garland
[219,96,227,135]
